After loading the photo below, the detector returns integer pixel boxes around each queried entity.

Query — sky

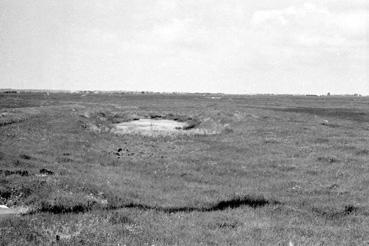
[0,0,368,94]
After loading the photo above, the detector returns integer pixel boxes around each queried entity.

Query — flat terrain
[1,92,369,245]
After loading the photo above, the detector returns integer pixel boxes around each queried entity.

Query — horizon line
[0,88,367,97]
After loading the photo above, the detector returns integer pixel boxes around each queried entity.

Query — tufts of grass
[109,211,135,225]
[0,217,47,245]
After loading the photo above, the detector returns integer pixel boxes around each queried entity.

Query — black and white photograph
[0,0,368,245]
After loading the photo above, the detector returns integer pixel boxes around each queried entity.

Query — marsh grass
[1,93,369,245]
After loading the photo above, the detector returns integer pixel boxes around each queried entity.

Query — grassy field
[1,92,369,245]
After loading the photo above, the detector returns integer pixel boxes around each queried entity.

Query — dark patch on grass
[216,222,239,229]
[317,156,339,163]
[149,114,162,119]
[209,196,276,210]
[356,149,369,156]
[164,113,195,123]
[182,119,201,130]
[115,195,280,214]
[344,205,357,214]
[0,169,29,176]
[327,184,339,190]
[264,139,279,144]
[19,154,33,160]
[35,195,103,214]
[312,205,359,220]
[37,195,279,215]
[78,119,88,129]
[268,107,369,123]
[12,159,31,167]
[0,187,12,199]
[0,118,27,126]
[39,168,54,175]
[321,122,340,128]
[210,221,240,230]
[223,127,234,134]
[96,112,106,118]
[315,138,329,144]
[38,203,90,214]
[56,156,74,163]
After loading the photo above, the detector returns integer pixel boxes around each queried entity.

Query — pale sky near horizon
[0,0,368,94]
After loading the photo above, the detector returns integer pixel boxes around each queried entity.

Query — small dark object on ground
[317,156,339,163]
[328,184,339,190]
[39,168,54,175]
[223,128,234,134]
[216,222,239,229]
[182,119,201,130]
[344,205,358,215]
[321,122,340,128]
[19,154,32,160]
[117,148,122,152]
[56,156,74,163]
[149,114,162,119]
[96,112,106,118]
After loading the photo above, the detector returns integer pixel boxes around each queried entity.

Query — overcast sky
[0,0,368,94]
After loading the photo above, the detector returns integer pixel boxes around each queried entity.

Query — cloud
[0,0,367,94]
[248,1,369,80]
[251,3,368,48]
[320,0,369,10]
[245,1,368,94]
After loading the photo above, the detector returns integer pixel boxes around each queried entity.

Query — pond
[113,119,188,135]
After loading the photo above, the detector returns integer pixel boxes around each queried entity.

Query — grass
[1,92,369,245]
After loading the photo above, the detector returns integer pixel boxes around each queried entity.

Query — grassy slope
[1,92,369,245]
